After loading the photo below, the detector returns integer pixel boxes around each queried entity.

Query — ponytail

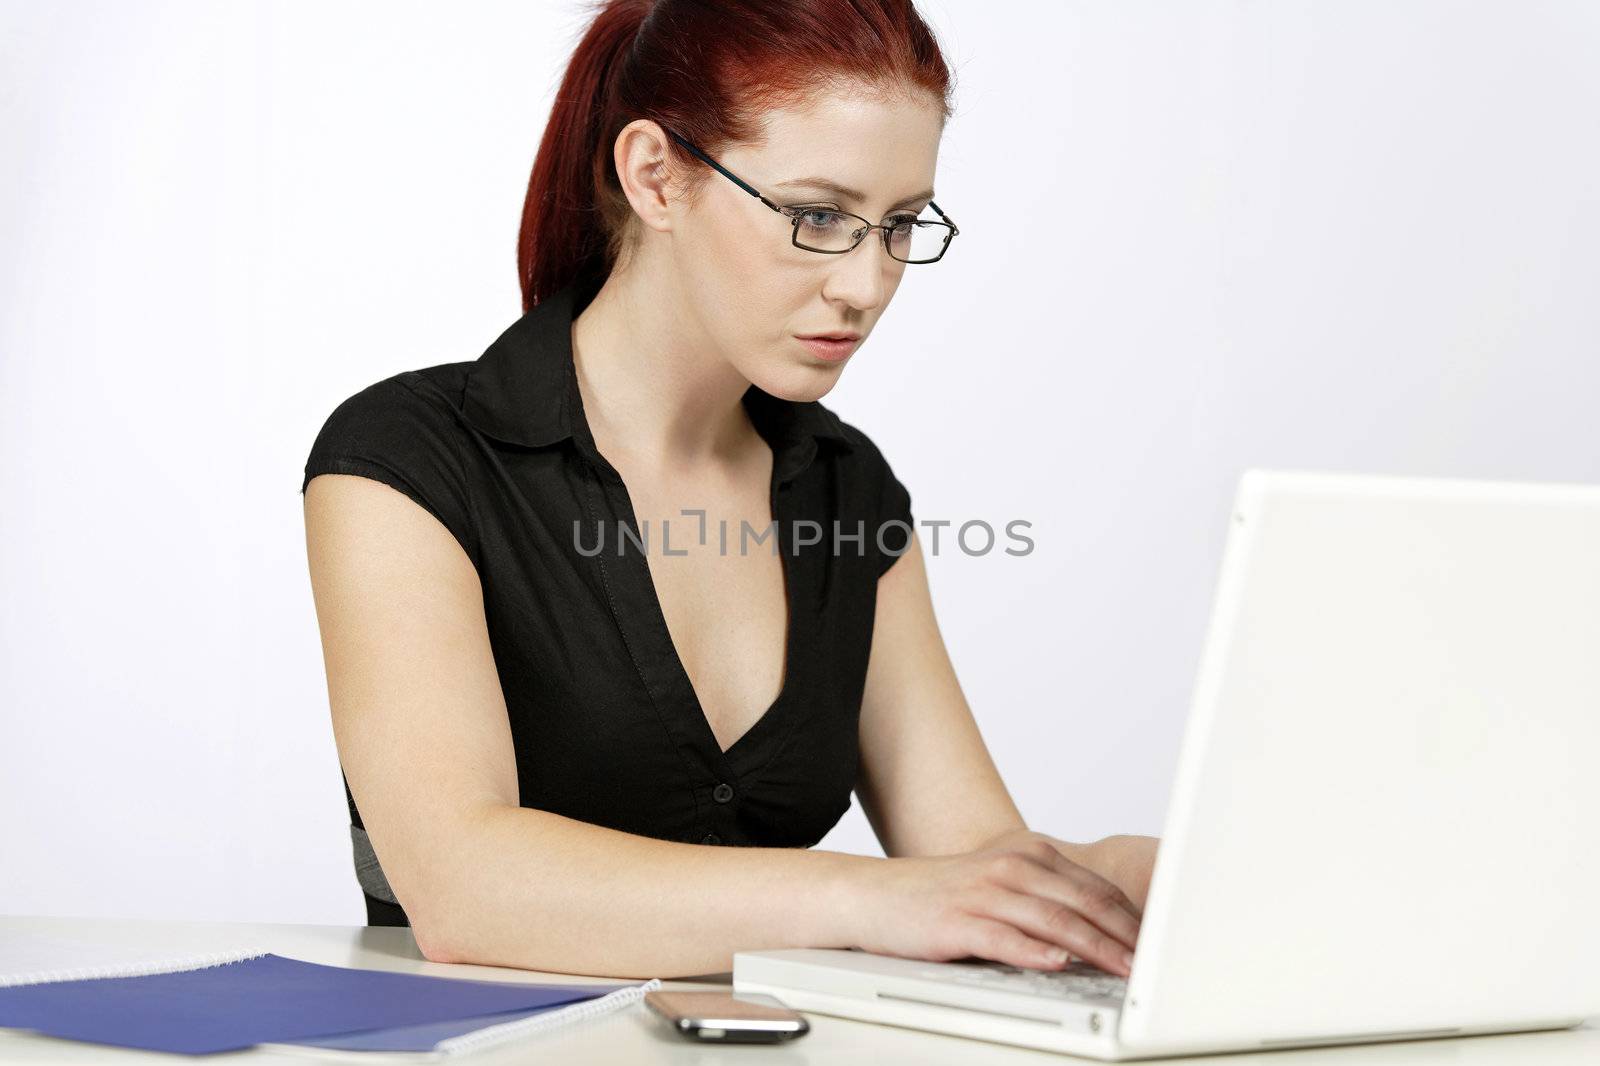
[517,0,650,311]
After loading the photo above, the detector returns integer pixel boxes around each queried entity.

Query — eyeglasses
[662,127,959,264]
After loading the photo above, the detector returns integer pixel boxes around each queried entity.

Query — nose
[822,227,892,311]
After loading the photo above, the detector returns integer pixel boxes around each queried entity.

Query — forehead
[729,86,945,204]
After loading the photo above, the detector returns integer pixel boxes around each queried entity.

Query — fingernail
[1049,947,1070,964]
[1121,949,1135,972]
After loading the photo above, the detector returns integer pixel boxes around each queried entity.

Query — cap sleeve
[300,374,478,568]
[875,458,914,577]
[852,431,913,579]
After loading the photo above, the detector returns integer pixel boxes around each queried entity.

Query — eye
[885,212,920,228]
[796,207,845,228]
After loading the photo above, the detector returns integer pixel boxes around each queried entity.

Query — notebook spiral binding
[432,976,663,1056]
[0,949,271,988]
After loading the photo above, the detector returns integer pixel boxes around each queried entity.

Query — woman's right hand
[847,836,1144,977]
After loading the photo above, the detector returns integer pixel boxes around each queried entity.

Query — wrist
[1049,836,1096,869]
[1061,835,1122,884]
[969,820,1033,853]
[1075,834,1157,911]
[803,849,879,950]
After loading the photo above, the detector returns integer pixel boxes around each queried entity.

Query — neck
[569,268,758,473]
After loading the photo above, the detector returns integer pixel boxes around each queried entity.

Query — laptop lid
[1118,469,1600,1055]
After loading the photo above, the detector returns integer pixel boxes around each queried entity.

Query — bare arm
[855,530,1028,856]
[855,531,1162,911]
[304,473,870,977]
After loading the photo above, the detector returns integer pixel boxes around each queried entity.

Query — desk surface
[1,915,1595,1064]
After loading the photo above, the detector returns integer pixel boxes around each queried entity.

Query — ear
[613,119,677,234]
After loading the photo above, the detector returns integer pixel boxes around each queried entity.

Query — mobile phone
[644,989,810,1043]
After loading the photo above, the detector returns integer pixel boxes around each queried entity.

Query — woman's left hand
[977,829,1161,918]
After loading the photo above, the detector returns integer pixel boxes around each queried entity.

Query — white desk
[1,915,1595,1064]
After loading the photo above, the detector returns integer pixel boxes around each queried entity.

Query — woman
[302,0,1158,980]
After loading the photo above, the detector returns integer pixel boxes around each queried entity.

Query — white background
[3,0,1597,924]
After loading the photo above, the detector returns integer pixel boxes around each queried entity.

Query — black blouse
[301,282,914,926]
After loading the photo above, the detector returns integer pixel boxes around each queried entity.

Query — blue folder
[0,952,636,1055]
[282,1001,605,1053]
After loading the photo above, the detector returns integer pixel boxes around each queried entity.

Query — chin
[749,357,845,403]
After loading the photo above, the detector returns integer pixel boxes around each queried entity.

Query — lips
[796,335,859,362]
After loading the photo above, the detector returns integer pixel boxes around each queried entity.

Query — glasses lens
[887,220,953,263]
[792,208,860,253]
[790,209,953,262]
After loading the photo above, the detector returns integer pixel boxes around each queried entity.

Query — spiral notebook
[0,931,660,1057]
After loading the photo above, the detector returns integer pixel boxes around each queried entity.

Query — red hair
[516,0,956,312]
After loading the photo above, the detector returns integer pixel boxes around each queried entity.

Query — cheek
[683,205,770,283]
[687,197,828,288]
[676,212,763,315]
[678,214,813,341]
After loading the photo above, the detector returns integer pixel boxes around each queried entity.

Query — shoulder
[301,362,480,563]
[812,407,916,575]
[302,363,480,487]
[819,408,911,496]
[307,364,472,451]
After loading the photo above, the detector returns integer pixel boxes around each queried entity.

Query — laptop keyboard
[928,959,1129,1004]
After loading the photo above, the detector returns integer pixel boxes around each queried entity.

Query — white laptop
[735,468,1600,1059]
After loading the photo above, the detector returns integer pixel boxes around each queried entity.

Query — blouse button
[712,782,735,803]
[702,832,722,845]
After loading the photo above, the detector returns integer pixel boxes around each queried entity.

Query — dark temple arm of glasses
[664,128,956,228]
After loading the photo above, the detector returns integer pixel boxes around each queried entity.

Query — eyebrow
[773,177,935,212]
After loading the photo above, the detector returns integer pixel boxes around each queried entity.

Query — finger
[1019,849,1143,954]
[959,915,1080,973]
[983,888,1133,977]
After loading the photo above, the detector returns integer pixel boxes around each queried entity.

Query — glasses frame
[662,127,959,264]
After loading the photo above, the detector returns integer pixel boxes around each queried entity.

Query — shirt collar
[460,283,855,479]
